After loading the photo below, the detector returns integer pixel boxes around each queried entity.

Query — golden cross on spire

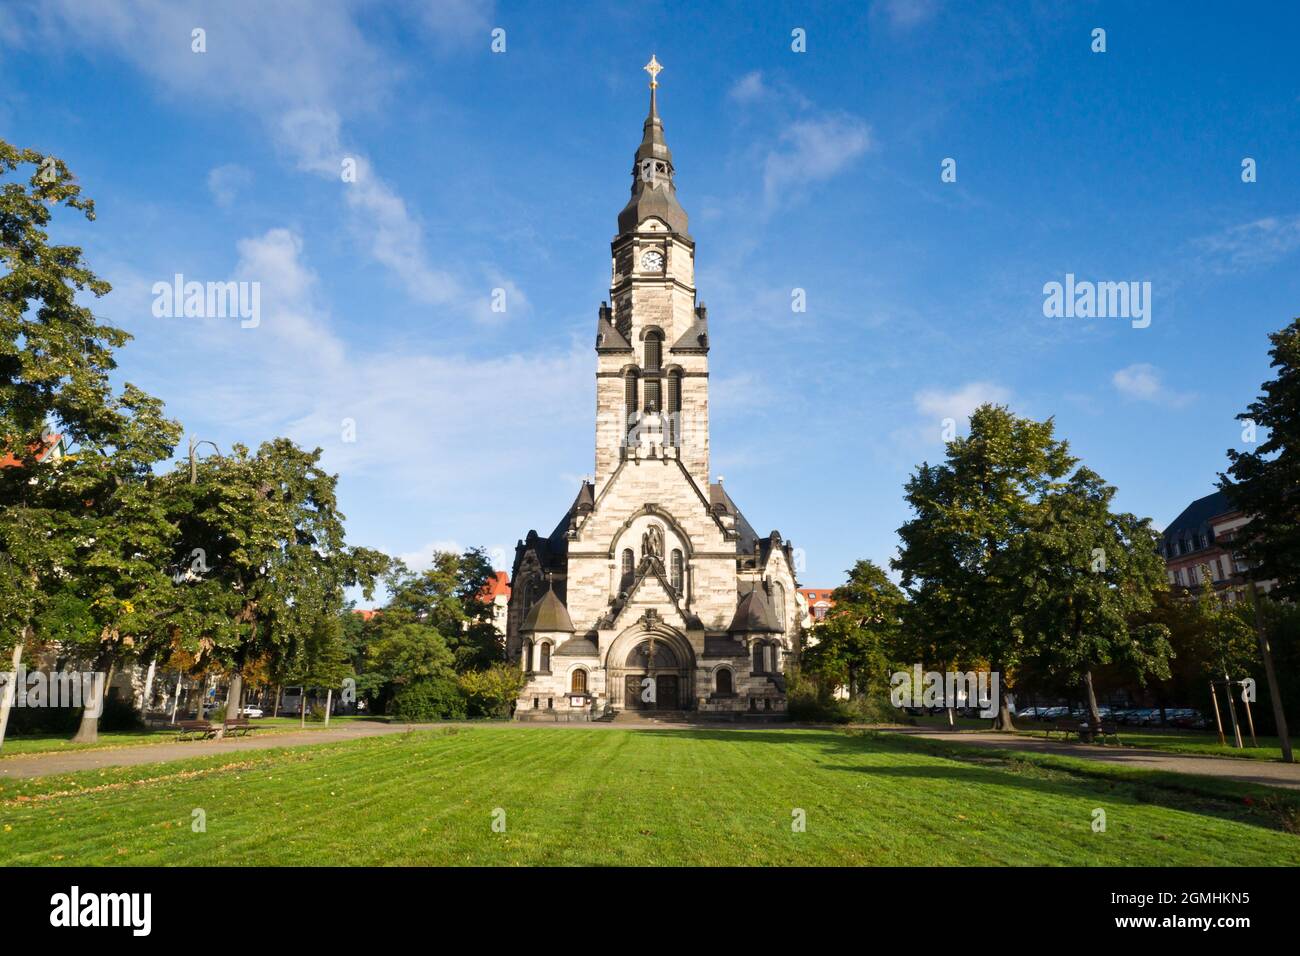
[644,54,663,89]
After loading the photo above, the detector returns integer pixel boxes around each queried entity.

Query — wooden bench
[222,719,259,737]
[1089,720,1121,745]
[175,720,217,741]
[1045,718,1082,741]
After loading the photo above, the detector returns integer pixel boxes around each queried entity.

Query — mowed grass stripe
[2,727,1297,866]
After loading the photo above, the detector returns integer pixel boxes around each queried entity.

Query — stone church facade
[507,61,799,720]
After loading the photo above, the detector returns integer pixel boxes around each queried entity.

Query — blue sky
[2,1,1298,596]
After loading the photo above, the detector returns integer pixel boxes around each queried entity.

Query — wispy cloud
[207,164,252,208]
[873,0,940,32]
[914,381,1011,426]
[12,0,514,321]
[762,114,872,210]
[728,71,767,104]
[1112,363,1194,407]
[1190,214,1300,275]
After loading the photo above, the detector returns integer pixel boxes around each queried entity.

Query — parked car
[239,705,265,719]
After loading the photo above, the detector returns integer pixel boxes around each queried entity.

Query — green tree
[160,439,386,736]
[1222,317,1300,601]
[802,560,904,699]
[894,404,1075,730]
[0,139,179,746]
[1023,466,1172,726]
[459,663,526,718]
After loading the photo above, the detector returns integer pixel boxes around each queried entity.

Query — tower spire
[618,55,689,237]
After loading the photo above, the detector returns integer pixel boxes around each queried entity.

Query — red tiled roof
[0,432,62,469]
[799,588,836,603]
[479,570,511,601]
[352,609,379,621]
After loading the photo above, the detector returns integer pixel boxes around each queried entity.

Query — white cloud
[763,114,872,209]
[207,164,252,207]
[874,0,939,31]
[11,0,512,322]
[1112,363,1194,407]
[728,71,766,104]
[1191,215,1300,275]
[914,381,1011,425]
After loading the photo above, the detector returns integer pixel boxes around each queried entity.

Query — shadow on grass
[658,727,1300,837]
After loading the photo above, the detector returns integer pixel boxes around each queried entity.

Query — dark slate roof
[554,635,599,657]
[670,305,709,353]
[709,482,759,554]
[1164,490,1233,538]
[521,586,575,633]
[596,303,632,352]
[616,88,690,237]
[1160,489,1244,559]
[728,584,782,633]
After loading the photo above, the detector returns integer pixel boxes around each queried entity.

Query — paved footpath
[874,726,1300,791]
[5,719,1300,791]
[0,721,426,780]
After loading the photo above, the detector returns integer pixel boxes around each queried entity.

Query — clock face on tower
[640,249,664,272]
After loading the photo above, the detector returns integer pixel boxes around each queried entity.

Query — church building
[507,59,800,720]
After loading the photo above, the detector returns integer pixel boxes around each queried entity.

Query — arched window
[644,331,663,371]
[624,371,639,443]
[752,642,765,674]
[539,642,551,673]
[666,370,682,445]
[670,549,683,593]
[716,668,733,695]
[524,639,534,673]
[643,377,661,413]
[773,581,786,630]
[621,548,634,590]
[571,669,588,694]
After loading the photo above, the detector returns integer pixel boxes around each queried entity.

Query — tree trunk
[992,663,1015,731]
[71,656,115,744]
[217,672,243,739]
[324,688,333,727]
[1251,584,1293,762]
[300,691,307,728]
[170,672,182,724]
[141,657,157,713]
[0,634,26,752]
[273,684,281,718]
[1082,669,1102,727]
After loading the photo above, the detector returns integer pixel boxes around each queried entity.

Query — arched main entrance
[607,623,694,712]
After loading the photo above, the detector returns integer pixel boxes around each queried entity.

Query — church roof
[709,482,760,553]
[596,302,632,352]
[521,584,575,633]
[671,304,709,353]
[616,78,690,237]
[554,635,599,657]
[728,583,783,633]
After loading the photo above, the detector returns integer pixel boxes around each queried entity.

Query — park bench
[175,720,217,741]
[221,719,259,737]
[1089,720,1121,745]
[1045,718,1082,741]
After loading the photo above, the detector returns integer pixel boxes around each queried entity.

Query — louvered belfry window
[644,333,662,371]
[643,378,661,413]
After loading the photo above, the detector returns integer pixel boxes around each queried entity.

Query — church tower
[595,54,710,490]
[507,59,799,721]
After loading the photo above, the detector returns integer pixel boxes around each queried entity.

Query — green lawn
[0,715,379,758]
[1,726,1297,866]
